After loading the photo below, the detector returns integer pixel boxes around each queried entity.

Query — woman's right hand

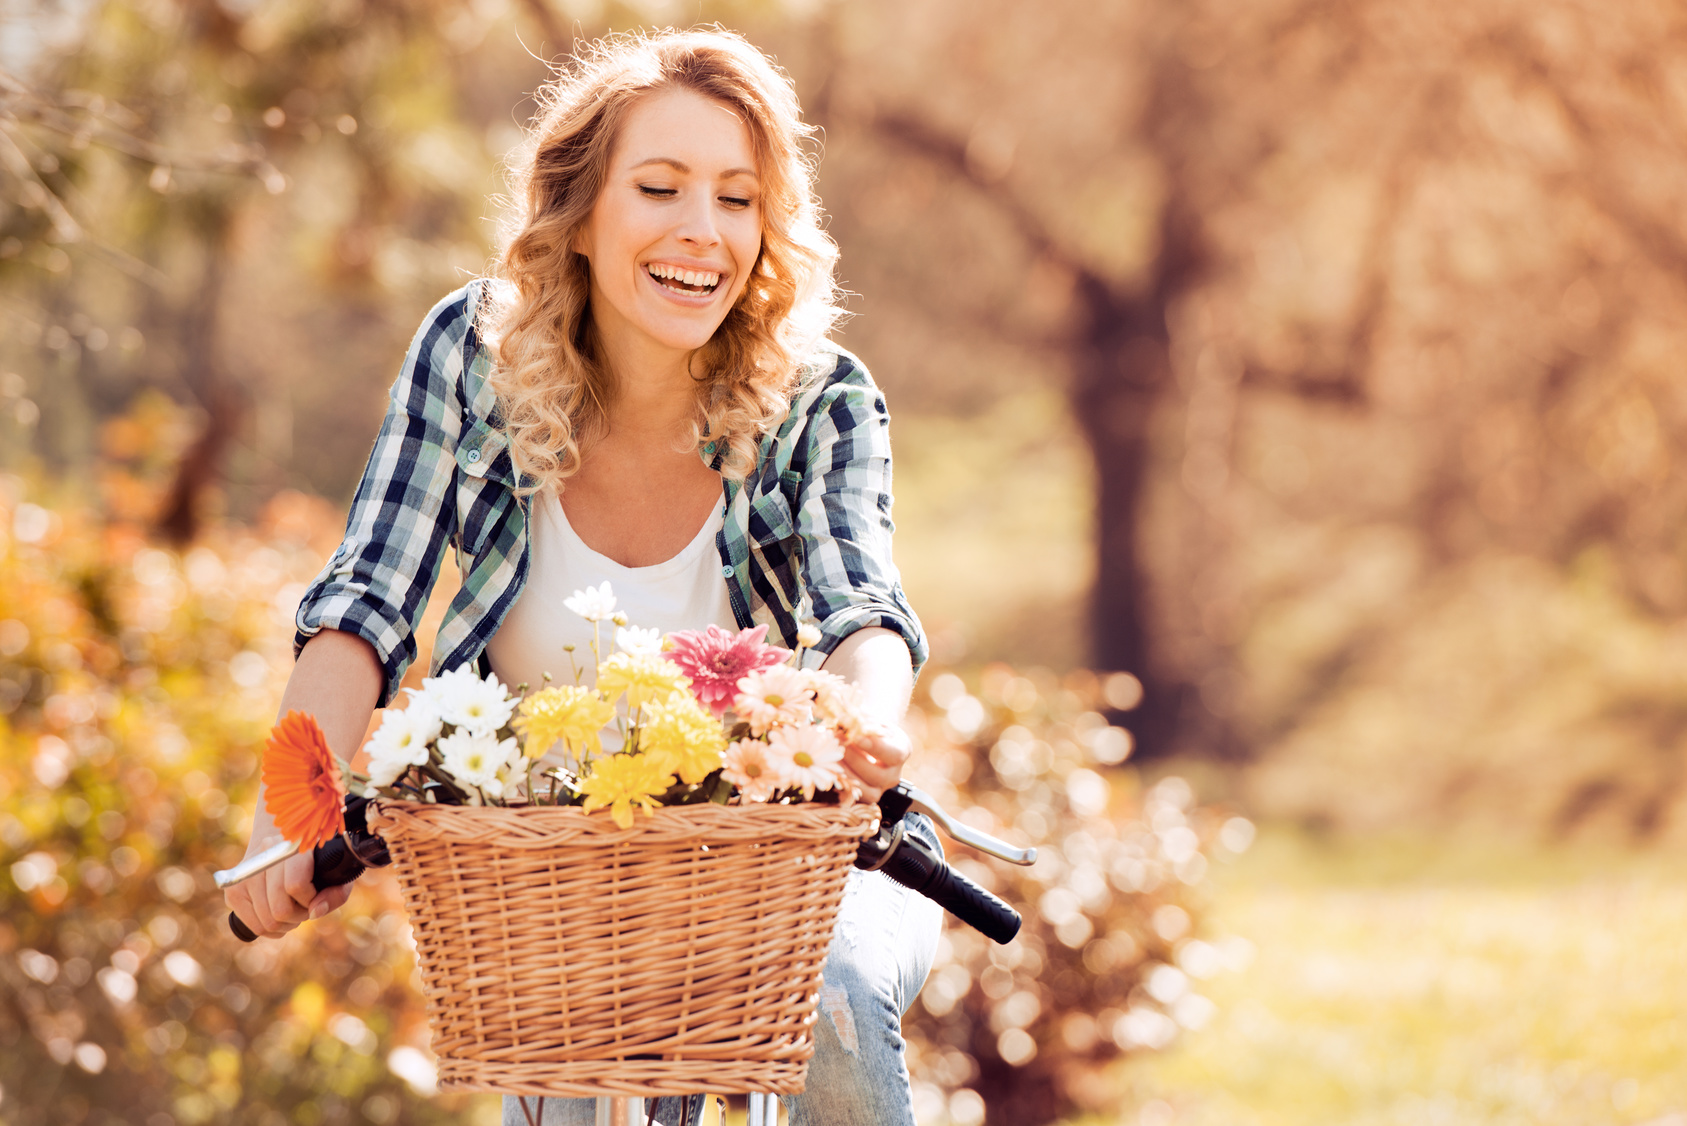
[224,833,352,939]
[226,628,382,939]
[222,837,350,945]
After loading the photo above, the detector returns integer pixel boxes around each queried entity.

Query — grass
[1108,827,1687,1126]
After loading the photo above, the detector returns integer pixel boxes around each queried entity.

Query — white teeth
[648,264,720,290]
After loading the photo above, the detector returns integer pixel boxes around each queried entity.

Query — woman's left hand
[844,721,911,805]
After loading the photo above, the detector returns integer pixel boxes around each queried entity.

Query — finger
[843,775,881,805]
[244,877,290,938]
[259,872,301,936]
[850,728,909,775]
[229,833,286,936]
[266,865,310,930]
[855,725,912,769]
[281,851,318,915]
[844,747,899,786]
[843,746,900,798]
[224,885,264,941]
[308,883,353,921]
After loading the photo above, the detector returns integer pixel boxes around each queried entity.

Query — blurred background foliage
[5,0,1687,1122]
[0,473,477,1126]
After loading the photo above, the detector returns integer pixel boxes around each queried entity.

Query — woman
[225,28,940,1126]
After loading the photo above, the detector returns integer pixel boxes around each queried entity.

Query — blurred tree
[762,2,1215,755]
[0,0,535,534]
[748,0,1687,807]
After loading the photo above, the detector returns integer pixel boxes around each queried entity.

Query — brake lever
[891,783,1037,866]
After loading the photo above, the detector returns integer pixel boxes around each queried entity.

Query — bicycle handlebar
[222,785,1028,944]
[855,818,1022,943]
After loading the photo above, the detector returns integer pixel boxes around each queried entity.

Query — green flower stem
[415,761,468,804]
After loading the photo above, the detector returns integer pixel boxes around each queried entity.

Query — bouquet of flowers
[266,582,868,833]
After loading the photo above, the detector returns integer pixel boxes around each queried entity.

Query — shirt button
[466,449,482,464]
[720,565,733,578]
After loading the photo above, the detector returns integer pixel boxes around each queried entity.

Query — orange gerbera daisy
[262,711,346,850]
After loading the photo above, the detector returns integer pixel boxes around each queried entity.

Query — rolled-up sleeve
[795,358,929,674]
[294,287,474,706]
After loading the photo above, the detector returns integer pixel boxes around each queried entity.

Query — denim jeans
[501,815,945,1126]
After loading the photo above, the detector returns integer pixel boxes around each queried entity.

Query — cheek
[730,227,764,300]
[578,196,639,268]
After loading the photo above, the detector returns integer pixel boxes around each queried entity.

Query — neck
[597,339,701,438]
[590,313,702,443]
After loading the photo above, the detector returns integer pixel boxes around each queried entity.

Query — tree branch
[0,70,276,178]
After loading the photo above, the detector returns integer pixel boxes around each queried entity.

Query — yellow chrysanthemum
[579,753,675,829]
[596,652,691,713]
[638,690,727,785]
[513,685,615,761]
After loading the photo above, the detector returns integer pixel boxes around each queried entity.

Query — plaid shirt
[295,281,926,707]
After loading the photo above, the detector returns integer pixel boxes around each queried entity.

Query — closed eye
[719,195,753,209]
[638,185,677,199]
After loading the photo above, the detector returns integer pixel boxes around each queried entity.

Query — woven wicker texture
[365,800,879,1098]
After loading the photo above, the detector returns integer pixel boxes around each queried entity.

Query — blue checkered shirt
[294,281,927,706]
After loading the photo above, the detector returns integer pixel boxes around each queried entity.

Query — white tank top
[485,490,738,695]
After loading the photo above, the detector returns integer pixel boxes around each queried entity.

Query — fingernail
[310,901,328,920]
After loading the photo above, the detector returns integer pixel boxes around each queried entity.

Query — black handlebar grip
[875,833,1022,944]
[227,834,368,943]
[228,911,259,943]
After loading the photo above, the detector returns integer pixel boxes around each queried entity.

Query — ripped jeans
[502,814,945,1126]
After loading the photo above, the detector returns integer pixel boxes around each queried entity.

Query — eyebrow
[631,157,758,180]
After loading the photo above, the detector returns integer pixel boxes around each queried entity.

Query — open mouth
[646,262,721,296]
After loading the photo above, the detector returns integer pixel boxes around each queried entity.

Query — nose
[675,190,721,250]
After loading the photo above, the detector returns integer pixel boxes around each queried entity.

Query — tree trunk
[1068,213,1201,754]
[156,214,237,546]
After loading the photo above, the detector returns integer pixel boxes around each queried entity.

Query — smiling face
[575,87,764,369]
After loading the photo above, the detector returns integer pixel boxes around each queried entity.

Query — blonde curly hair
[482,28,842,493]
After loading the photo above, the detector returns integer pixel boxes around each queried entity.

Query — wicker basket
[364,800,878,1098]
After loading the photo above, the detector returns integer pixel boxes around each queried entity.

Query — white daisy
[735,665,816,735]
[419,666,515,736]
[615,625,664,657]
[366,701,442,786]
[764,723,846,800]
[438,729,519,792]
[563,581,617,623]
[722,738,782,802]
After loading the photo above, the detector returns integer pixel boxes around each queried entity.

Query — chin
[650,317,729,354]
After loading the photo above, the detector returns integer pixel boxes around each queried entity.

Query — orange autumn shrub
[0,480,473,1126]
[898,667,1253,1126]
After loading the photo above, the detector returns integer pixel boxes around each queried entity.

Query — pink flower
[735,664,815,735]
[665,624,790,714]
[764,723,846,800]
[722,738,782,802]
